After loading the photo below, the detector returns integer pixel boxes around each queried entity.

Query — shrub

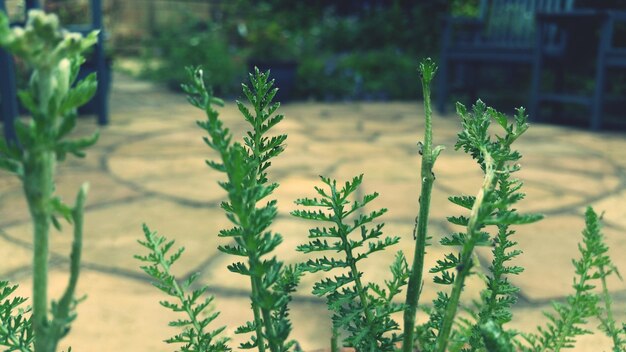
[140,13,244,96]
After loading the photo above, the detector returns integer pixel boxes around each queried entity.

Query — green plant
[413,100,543,352]
[135,59,625,352]
[296,49,420,101]
[524,208,626,352]
[136,225,231,352]
[0,9,99,352]
[2,8,623,352]
[141,13,243,95]
[238,3,298,62]
[0,280,33,351]
[139,67,302,352]
[402,59,444,351]
[292,175,410,351]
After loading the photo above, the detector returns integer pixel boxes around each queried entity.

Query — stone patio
[1,73,625,351]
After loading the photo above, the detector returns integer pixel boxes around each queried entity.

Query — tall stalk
[433,152,497,352]
[0,10,99,352]
[23,151,55,352]
[403,58,444,351]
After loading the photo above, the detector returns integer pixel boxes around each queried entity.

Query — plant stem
[154,240,206,348]
[249,259,267,352]
[598,265,621,351]
[341,229,375,352]
[331,325,339,352]
[403,61,436,352]
[434,152,496,352]
[49,184,87,351]
[24,150,55,352]
[260,298,280,352]
[348,243,374,326]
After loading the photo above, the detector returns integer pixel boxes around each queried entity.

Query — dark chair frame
[0,0,108,143]
[529,9,626,130]
[592,10,626,129]
[436,0,574,114]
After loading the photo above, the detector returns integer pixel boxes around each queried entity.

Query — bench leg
[0,48,18,143]
[590,19,612,131]
[529,24,544,123]
[436,56,449,114]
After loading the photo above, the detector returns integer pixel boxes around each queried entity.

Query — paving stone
[0,235,32,275]
[272,175,327,214]
[3,198,228,276]
[0,185,28,225]
[586,189,626,229]
[56,169,141,207]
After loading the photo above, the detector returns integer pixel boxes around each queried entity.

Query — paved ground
[1,73,625,351]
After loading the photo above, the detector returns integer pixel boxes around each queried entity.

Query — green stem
[246,75,278,352]
[599,266,621,351]
[250,268,279,352]
[348,245,374,326]
[330,325,339,352]
[403,62,436,352]
[249,261,267,352]
[434,153,496,352]
[260,297,280,352]
[155,238,207,349]
[478,223,507,323]
[598,265,621,351]
[333,188,373,327]
[24,150,55,352]
[342,225,375,352]
[49,184,87,351]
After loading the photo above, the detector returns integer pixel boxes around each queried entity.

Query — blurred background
[3,0,626,128]
[3,0,626,129]
[1,1,626,351]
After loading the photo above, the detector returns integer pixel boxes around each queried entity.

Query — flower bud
[55,58,71,99]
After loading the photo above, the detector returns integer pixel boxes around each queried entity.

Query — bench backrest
[480,0,575,46]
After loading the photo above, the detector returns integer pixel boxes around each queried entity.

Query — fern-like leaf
[136,225,230,352]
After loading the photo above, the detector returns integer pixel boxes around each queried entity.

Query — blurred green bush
[139,0,481,100]
[140,14,244,96]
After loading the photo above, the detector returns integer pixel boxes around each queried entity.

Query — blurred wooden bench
[530,8,626,130]
[0,0,109,143]
[436,0,574,114]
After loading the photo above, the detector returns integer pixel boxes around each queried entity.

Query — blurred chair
[436,0,574,114]
[0,0,109,143]
[529,8,626,130]
[590,10,626,129]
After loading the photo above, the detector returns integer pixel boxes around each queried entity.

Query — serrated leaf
[61,73,98,113]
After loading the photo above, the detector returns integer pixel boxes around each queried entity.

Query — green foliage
[141,13,243,95]
[593,217,626,352]
[0,281,33,352]
[238,2,299,61]
[138,60,623,352]
[296,49,420,101]
[0,9,99,352]
[415,101,542,352]
[523,208,625,352]
[185,67,301,352]
[135,0,471,100]
[136,225,230,352]
[292,175,409,351]
[403,58,442,352]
